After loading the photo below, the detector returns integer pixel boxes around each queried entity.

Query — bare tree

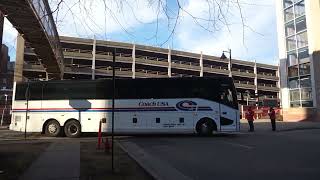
[47,0,249,46]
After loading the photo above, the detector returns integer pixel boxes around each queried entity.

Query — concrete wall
[14,34,24,82]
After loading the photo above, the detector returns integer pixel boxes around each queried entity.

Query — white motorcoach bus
[9,77,240,137]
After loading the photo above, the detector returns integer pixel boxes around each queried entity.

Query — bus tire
[196,118,216,136]
[64,120,81,138]
[45,120,61,137]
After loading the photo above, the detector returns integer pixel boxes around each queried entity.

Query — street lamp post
[245,90,250,106]
[1,94,8,126]
[220,49,232,77]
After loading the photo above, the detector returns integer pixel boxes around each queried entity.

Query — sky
[2,0,278,65]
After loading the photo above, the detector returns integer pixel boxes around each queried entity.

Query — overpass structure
[0,0,63,79]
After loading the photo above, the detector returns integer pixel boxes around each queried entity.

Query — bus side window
[220,88,234,106]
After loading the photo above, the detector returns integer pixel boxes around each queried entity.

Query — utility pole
[111,47,116,173]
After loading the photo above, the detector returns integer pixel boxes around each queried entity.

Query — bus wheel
[45,120,61,137]
[197,118,215,136]
[64,120,81,138]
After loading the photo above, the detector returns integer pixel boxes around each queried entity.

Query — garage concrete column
[132,44,135,79]
[91,38,96,80]
[14,34,24,82]
[254,60,258,95]
[200,51,203,77]
[168,47,171,77]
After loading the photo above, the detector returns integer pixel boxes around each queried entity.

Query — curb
[118,141,193,180]
[280,127,320,132]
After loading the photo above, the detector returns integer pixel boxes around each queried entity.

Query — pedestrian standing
[268,107,276,131]
[245,107,255,132]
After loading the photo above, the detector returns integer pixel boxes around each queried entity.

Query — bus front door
[219,104,237,132]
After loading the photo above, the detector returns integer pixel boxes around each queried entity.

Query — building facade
[0,44,14,125]
[276,0,320,121]
[14,35,279,107]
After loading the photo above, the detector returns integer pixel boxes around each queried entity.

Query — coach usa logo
[176,100,197,111]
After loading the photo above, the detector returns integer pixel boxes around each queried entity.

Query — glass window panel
[294,0,305,17]
[301,101,313,107]
[296,31,308,48]
[284,7,294,22]
[290,89,300,101]
[288,77,299,88]
[301,88,312,100]
[284,0,293,8]
[286,36,296,51]
[295,16,307,32]
[288,65,299,77]
[299,63,310,75]
[290,101,301,107]
[298,48,309,63]
[287,51,298,66]
[300,76,311,87]
[285,22,295,36]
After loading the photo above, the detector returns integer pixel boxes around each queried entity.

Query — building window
[301,101,313,107]
[288,77,299,89]
[290,101,301,107]
[294,0,305,17]
[300,76,311,88]
[283,0,312,108]
[288,65,299,77]
[156,118,160,123]
[284,6,294,22]
[290,89,300,101]
[299,63,310,76]
[295,16,307,33]
[285,22,295,36]
[284,0,294,8]
[296,31,308,48]
[298,48,309,63]
[300,88,312,101]
[286,36,296,51]
[287,51,298,66]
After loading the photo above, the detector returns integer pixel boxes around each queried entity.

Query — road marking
[221,141,254,150]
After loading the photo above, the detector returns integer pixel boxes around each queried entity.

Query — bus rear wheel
[45,120,61,137]
[64,120,81,138]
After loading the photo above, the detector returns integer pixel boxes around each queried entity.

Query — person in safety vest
[268,107,276,131]
[245,107,255,132]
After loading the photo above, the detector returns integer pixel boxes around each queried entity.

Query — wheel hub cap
[69,125,78,135]
[48,124,57,133]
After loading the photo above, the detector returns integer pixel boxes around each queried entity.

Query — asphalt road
[123,129,320,180]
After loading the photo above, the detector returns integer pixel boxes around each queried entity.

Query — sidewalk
[240,119,320,132]
[19,141,80,180]
[0,125,9,130]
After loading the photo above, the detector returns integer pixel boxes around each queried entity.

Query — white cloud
[51,0,165,40]
[174,0,278,64]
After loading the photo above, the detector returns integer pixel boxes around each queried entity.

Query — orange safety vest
[246,110,255,121]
